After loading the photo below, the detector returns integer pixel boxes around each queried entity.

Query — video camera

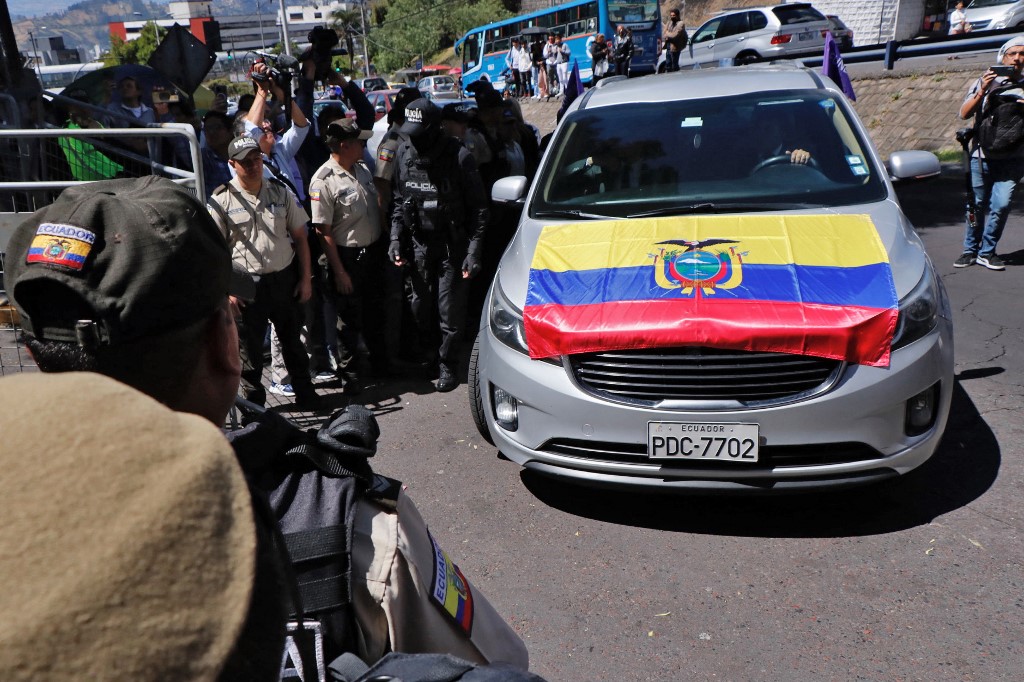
[301,25,347,82]
[249,51,301,91]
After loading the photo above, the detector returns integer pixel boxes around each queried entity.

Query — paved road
[356,169,1024,681]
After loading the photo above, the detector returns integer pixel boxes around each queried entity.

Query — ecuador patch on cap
[26,223,96,271]
[428,531,474,635]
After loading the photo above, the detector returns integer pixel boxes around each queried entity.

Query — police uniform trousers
[329,238,390,375]
[409,234,468,369]
[237,263,314,405]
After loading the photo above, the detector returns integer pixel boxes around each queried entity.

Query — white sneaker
[268,382,295,397]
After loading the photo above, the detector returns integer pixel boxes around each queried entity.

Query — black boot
[435,363,458,393]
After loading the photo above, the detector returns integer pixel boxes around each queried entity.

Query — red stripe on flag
[524,299,897,367]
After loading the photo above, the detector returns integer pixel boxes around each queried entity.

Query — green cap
[6,176,239,347]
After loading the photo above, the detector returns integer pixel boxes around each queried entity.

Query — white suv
[679,3,830,69]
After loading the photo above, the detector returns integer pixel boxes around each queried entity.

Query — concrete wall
[848,66,976,157]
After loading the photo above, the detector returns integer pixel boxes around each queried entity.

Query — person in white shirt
[949,2,971,35]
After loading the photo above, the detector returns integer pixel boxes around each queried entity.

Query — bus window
[493,37,510,52]
[567,19,588,35]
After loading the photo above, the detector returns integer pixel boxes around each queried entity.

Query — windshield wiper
[533,209,619,220]
[627,202,817,218]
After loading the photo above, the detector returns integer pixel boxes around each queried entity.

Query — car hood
[495,199,930,311]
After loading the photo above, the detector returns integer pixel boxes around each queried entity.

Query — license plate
[648,422,760,462]
[798,30,815,41]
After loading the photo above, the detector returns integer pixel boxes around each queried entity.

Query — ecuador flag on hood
[524,215,898,367]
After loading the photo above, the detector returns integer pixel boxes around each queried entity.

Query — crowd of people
[2,51,553,679]
[195,57,545,410]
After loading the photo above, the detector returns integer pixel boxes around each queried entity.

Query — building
[108,0,357,58]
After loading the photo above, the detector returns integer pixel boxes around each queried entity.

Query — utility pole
[257,0,266,49]
[279,0,291,56]
[360,0,370,76]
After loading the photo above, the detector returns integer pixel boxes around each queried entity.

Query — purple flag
[822,32,856,101]
[557,60,586,121]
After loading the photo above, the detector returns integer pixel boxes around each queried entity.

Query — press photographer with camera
[244,59,310,202]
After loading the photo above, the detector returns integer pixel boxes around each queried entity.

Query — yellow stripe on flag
[531,215,889,271]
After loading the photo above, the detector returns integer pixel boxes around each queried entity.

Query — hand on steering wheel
[751,152,820,175]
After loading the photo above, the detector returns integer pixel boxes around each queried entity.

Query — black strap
[266,154,301,198]
[285,525,347,563]
[285,440,375,484]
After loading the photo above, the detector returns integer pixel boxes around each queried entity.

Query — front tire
[468,334,494,445]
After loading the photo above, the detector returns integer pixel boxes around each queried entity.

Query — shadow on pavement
[520,378,999,538]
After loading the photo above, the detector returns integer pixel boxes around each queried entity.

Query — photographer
[954,37,1024,271]
[244,61,310,202]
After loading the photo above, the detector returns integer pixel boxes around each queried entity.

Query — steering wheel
[751,153,821,175]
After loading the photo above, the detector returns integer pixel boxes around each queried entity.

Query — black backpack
[975,82,1024,158]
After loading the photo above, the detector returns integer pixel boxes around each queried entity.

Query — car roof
[712,2,814,18]
[576,64,839,110]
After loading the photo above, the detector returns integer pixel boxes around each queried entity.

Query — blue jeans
[966,155,1024,256]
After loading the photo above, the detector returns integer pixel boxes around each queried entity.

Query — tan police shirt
[309,158,382,247]
[208,177,309,275]
[351,491,530,669]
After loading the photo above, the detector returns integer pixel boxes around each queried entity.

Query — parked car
[827,15,854,50]
[679,3,830,68]
[354,76,389,93]
[471,64,953,493]
[366,88,398,121]
[312,99,352,122]
[961,0,1024,32]
[416,74,461,101]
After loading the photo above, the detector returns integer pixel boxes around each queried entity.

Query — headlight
[892,269,938,350]
[489,283,529,354]
[994,11,1014,28]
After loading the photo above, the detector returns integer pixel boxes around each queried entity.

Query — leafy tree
[332,8,364,73]
[102,22,164,66]
[369,0,511,74]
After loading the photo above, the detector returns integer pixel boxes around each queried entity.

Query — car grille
[971,20,991,31]
[540,439,883,469]
[569,346,842,406]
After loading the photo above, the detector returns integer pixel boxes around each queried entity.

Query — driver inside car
[757,112,814,167]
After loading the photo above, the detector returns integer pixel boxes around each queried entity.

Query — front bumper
[477,318,954,493]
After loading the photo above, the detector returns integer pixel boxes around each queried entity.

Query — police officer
[208,135,320,409]
[389,99,488,392]
[310,118,390,387]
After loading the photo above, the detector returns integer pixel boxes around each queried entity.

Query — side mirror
[888,150,941,182]
[491,175,529,204]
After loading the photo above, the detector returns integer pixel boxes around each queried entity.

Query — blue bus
[455,0,661,91]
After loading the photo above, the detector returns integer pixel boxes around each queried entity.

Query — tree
[369,0,510,74]
[332,8,364,73]
[102,22,164,66]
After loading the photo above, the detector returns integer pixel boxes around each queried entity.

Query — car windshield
[531,89,886,219]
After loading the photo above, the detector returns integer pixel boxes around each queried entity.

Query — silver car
[470,65,954,492]
[680,3,830,68]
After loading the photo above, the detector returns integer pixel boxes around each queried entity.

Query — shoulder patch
[309,189,321,202]
[314,165,334,181]
[26,223,96,271]
[428,530,474,635]
[213,183,229,195]
[378,147,396,163]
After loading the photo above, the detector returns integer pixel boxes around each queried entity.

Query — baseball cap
[228,134,261,161]
[475,88,503,110]
[441,102,471,124]
[0,371,259,680]
[400,98,441,137]
[6,176,242,347]
[394,87,424,113]
[324,117,372,142]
